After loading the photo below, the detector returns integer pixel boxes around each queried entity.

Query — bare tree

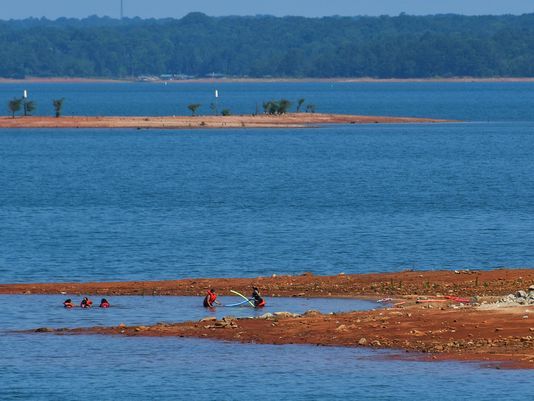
[187,103,201,116]
[52,98,65,118]
[296,98,305,112]
[23,99,36,116]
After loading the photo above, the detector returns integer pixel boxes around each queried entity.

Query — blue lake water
[2,121,534,282]
[1,81,534,121]
[1,335,533,401]
[1,82,534,398]
[1,294,533,400]
[0,295,377,330]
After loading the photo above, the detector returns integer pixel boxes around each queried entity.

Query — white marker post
[22,90,29,116]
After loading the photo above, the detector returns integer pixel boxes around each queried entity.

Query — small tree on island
[23,99,36,116]
[263,99,292,115]
[8,98,22,118]
[52,98,65,118]
[262,101,274,115]
[263,100,278,115]
[187,103,201,116]
[296,98,305,113]
[278,99,292,114]
[221,109,231,116]
[306,104,316,113]
[209,102,217,115]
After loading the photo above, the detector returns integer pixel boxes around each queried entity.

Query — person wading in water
[63,299,74,308]
[99,298,110,308]
[251,287,266,308]
[203,289,221,308]
[80,297,93,308]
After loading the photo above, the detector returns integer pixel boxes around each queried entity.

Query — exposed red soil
[53,302,534,369]
[2,269,532,298]
[0,113,449,130]
[9,269,534,369]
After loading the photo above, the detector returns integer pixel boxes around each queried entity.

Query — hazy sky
[1,0,533,19]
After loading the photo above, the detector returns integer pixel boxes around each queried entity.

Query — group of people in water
[62,288,265,310]
[203,287,266,308]
[63,297,110,308]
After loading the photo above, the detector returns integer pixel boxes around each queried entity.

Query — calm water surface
[1,81,533,121]
[1,82,533,399]
[5,294,531,401]
[0,296,532,401]
[1,335,532,401]
[0,295,376,330]
[1,122,534,282]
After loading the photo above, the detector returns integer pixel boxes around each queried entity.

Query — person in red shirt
[63,299,74,308]
[99,298,110,308]
[203,289,221,308]
[80,297,93,308]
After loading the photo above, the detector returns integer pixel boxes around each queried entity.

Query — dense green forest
[1,13,534,78]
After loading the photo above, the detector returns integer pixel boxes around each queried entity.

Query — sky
[0,0,533,20]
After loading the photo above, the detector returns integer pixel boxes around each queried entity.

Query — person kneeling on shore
[99,298,110,308]
[203,289,221,308]
[251,287,266,308]
[80,297,93,308]
[63,299,74,308]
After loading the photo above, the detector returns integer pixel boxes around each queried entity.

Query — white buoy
[23,90,28,99]
[215,89,219,98]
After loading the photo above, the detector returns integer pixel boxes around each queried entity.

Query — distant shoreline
[0,77,534,84]
[0,114,451,129]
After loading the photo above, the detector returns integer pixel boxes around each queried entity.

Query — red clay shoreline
[0,113,451,130]
[7,269,534,369]
[2,269,531,297]
[50,306,533,369]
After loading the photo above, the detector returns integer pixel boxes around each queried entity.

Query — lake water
[1,335,532,401]
[1,81,534,121]
[0,295,377,330]
[0,295,533,401]
[1,82,533,399]
[1,83,534,282]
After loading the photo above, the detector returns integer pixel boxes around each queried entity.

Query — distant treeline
[1,13,534,78]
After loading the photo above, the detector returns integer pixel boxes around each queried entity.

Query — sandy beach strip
[0,114,451,129]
